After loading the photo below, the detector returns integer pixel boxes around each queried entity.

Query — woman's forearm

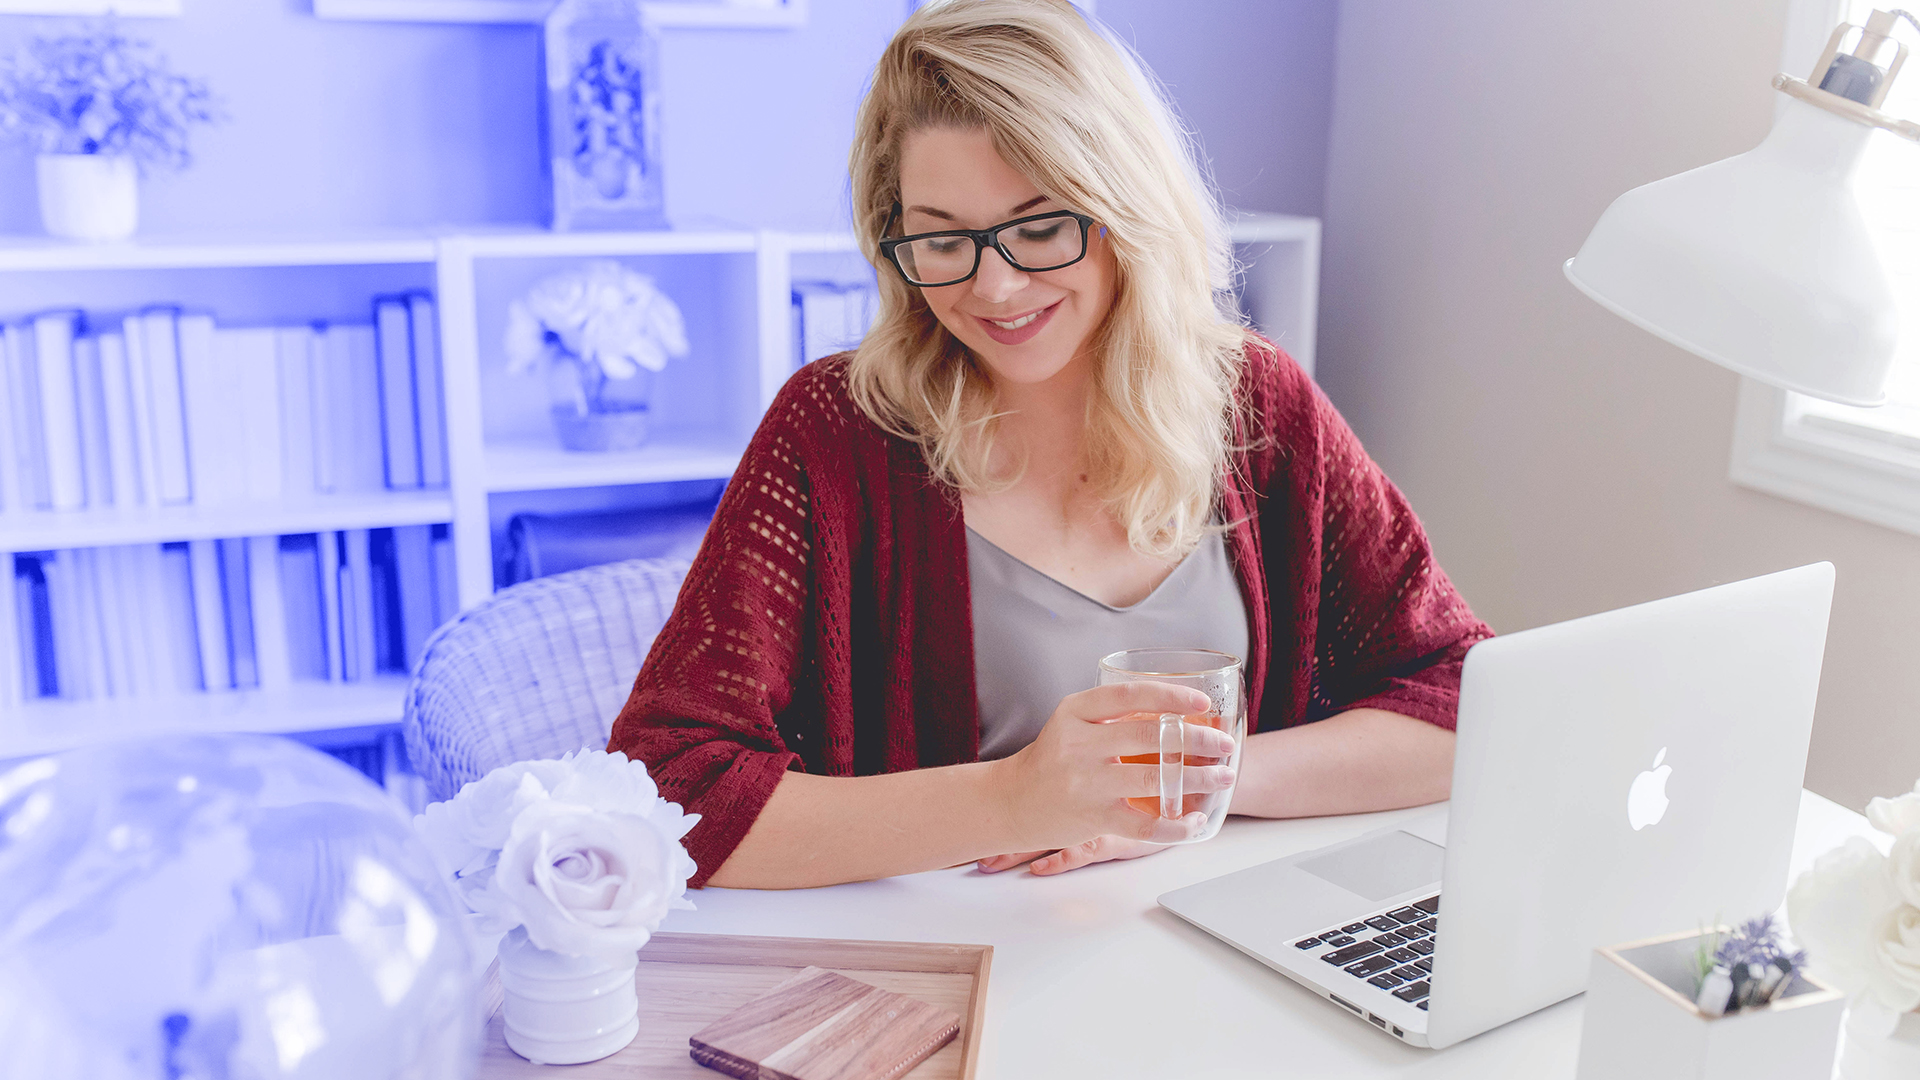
[1227,708,1454,818]
[706,762,1023,889]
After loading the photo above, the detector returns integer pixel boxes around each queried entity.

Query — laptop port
[1368,1013,1387,1028]
[1391,1025,1404,1037]
[1329,993,1362,1015]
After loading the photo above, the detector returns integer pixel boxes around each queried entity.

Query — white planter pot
[496,926,639,1065]
[36,154,138,241]
[1575,928,1846,1080]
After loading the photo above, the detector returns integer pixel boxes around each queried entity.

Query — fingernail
[1220,768,1237,786]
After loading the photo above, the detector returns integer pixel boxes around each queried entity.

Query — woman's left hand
[976,835,1170,876]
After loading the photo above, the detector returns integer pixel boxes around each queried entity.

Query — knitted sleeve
[1264,348,1494,730]
[606,363,837,886]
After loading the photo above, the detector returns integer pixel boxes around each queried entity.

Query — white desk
[655,790,1874,1079]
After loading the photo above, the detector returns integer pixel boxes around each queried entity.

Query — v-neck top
[966,525,1252,760]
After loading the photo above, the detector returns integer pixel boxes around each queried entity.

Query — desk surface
[650,791,1873,1079]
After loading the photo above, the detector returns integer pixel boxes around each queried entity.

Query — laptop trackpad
[1297,830,1445,902]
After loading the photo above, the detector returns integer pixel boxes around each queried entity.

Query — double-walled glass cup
[1097,648,1247,844]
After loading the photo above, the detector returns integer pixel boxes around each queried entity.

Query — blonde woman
[609,0,1490,889]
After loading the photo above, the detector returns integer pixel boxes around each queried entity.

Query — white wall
[1318,0,1920,810]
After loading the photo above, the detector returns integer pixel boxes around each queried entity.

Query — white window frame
[1730,0,1920,535]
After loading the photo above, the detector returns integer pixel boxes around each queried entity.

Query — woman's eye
[1016,223,1065,242]
[926,238,966,254]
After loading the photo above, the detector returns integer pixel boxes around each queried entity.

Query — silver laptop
[1157,563,1833,1049]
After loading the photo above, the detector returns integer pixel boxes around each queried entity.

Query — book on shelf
[374,296,423,490]
[5,321,50,512]
[96,332,145,509]
[32,311,87,513]
[138,307,195,506]
[71,333,111,510]
[407,292,449,488]
[792,279,879,370]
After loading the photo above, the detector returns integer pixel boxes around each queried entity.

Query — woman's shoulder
[1234,330,1321,450]
[759,352,896,455]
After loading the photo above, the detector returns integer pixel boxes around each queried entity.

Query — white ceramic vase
[1838,1008,1920,1080]
[496,926,640,1065]
[36,154,138,241]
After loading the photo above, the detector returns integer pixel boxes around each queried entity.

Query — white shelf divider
[0,490,454,553]
[482,431,745,493]
[0,676,413,762]
[0,233,437,273]
[311,0,806,27]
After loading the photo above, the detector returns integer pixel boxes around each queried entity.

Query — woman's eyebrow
[905,194,1054,223]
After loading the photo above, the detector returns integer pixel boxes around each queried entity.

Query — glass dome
[0,734,478,1080]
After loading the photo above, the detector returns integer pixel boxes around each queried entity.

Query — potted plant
[504,259,690,452]
[0,20,219,241]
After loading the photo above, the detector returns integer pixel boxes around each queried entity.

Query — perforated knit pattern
[609,342,1491,886]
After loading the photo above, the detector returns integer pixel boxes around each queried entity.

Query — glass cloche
[0,734,479,1080]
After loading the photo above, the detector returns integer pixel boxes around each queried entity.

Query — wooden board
[476,932,992,1080]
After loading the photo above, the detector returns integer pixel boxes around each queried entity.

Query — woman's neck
[986,351,1095,482]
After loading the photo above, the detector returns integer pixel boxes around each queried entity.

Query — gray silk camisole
[966,526,1251,760]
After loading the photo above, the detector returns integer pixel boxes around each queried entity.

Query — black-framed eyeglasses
[877,202,1097,287]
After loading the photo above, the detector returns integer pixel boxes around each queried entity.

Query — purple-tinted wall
[0,0,1334,236]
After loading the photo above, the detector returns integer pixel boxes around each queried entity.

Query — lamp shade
[1565,95,1899,406]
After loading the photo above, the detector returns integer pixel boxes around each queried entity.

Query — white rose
[1788,837,1920,1019]
[1882,904,1920,994]
[490,800,696,956]
[1867,779,1920,838]
[1890,831,1920,910]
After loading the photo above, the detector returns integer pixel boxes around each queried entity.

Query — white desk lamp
[1565,9,1920,407]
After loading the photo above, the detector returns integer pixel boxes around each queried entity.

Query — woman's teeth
[990,310,1042,330]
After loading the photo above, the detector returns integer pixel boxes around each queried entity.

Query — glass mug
[1097,647,1247,844]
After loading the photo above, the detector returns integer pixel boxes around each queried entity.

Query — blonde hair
[847,0,1253,558]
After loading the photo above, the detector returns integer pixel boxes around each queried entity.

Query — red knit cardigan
[608,336,1492,886]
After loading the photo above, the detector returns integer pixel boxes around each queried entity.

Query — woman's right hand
[989,681,1238,851]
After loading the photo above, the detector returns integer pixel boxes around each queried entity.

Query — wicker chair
[402,556,690,801]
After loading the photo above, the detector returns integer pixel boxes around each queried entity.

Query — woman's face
[895,125,1116,392]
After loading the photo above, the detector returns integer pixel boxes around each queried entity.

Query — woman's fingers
[1061,681,1212,723]
[1029,834,1175,875]
[975,850,1051,873]
[1137,811,1209,845]
[1093,718,1236,760]
[1114,762,1237,799]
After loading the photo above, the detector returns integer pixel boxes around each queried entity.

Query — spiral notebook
[689,966,962,1080]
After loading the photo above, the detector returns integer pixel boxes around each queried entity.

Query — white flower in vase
[413,748,699,956]
[415,749,700,1063]
[504,259,689,415]
[1788,777,1920,1038]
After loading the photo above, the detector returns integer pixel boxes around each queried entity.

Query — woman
[608,0,1490,889]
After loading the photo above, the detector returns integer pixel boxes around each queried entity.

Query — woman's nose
[970,246,1029,304]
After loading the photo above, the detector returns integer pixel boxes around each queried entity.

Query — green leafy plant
[0,20,220,172]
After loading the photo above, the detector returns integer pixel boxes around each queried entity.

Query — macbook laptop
[1157,563,1834,1049]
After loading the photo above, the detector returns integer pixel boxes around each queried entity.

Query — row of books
[12,525,456,701]
[0,294,448,516]
[792,279,880,370]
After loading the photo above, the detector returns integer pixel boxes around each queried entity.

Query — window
[1729,0,1920,535]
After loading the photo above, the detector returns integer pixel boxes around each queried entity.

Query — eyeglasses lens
[897,215,1085,285]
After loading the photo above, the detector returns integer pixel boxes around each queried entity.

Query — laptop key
[1394,965,1426,980]
[1323,934,1355,947]
[1341,922,1369,934]
[1416,957,1433,972]
[1396,924,1429,940]
[1365,916,1400,933]
[1418,1001,1429,1011]
[1409,939,1435,955]
[1414,896,1440,914]
[1387,907,1423,924]
[1385,947,1418,963]
[1372,932,1406,947]
[1393,981,1431,1002]
[1417,917,1438,933]
[1321,940,1384,966]
[1367,973,1404,989]
[1344,955,1398,977]
[1295,936,1323,949]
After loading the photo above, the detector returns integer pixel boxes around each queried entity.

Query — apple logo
[1627,748,1673,831]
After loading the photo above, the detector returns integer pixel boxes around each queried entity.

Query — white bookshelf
[0,214,1317,760]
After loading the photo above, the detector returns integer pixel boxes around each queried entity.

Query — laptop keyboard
[1291,893,1439,1011]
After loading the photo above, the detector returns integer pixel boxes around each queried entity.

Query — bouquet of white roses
[503,260,689,415]
[1787,778,1920,1036]
[413,749,698,957]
